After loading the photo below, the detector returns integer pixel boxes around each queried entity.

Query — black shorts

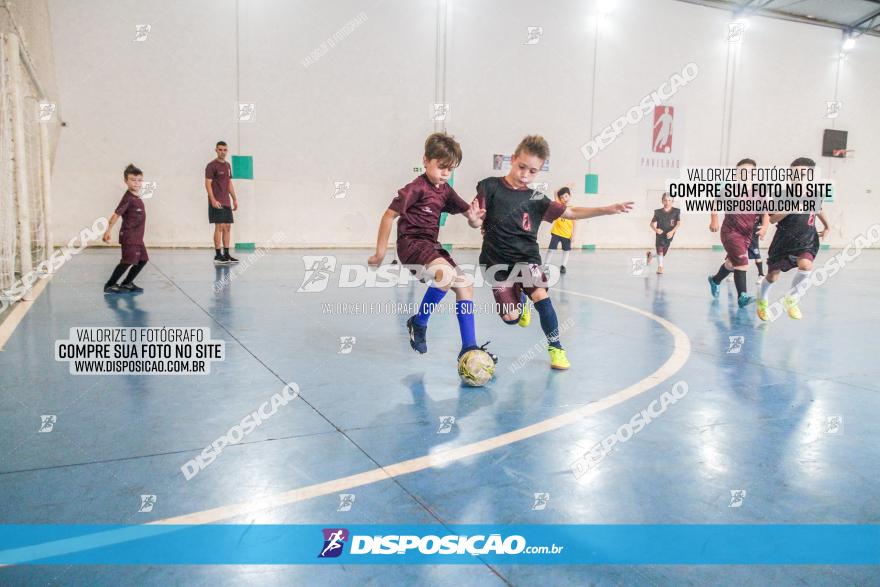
[209,205,234,224]
[549,234,571,251]
[655,235,673,255]
[488,263,550,318]
[768,230,819,272]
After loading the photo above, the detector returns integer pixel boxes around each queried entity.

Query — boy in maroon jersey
[101,164,148,294]
[368,133,491,362]
[707,157,758,307]
[471,135,632,370]
[206,141,239,264]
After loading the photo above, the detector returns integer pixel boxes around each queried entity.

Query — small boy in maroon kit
[102,164,148,294]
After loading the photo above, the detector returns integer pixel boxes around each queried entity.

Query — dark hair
[661,192,671,200]
[556,187,571,199]
[735,158,756,167]
[791,157,815,167]
[515,135,550,160]
[424,133,462,167]
[124,163,143,179]
[216,141,227,147]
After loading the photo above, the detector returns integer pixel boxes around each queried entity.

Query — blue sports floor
[0,247,878,585]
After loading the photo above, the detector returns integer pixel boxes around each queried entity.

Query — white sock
[561,250,570,266]
[658,254,664,268]
[759,277,774,301]
[788,269,811,299]
[545,249,556,267]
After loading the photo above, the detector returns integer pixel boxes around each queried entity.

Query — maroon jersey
[721,212,758,236]
[388,174,470,242]
[114,191,146,245]
[205,159,233,207]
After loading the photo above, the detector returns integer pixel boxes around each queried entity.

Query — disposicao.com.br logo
[317,528,564,558]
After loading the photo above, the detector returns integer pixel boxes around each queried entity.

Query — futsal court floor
[0,247,877,585]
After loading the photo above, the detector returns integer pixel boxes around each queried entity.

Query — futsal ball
[458,349,495,387]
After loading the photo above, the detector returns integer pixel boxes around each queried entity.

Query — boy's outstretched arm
[102,213,120,243]
[818,210,831,238]
[367,208,399,266]
[465,198,485,228]
[562,201,633,220]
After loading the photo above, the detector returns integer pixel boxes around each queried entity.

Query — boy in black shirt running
[646,192,681,274]
[757,157,830,321]
[471,135,632,369]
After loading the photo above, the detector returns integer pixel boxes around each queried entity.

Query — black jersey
[476,177,566,267]
[768,213,819,262]
[652,207,680,236]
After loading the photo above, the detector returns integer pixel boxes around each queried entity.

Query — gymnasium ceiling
[676,0,880,37]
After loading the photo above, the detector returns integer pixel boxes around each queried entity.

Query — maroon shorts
[768,251,815,273]
[720,228,751,266]
[396,237,456,269]
[121,244,149,265]
[490,263,548,319]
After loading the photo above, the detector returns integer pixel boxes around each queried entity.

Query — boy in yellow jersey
[543,187,575,274]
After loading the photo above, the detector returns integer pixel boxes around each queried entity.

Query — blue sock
[520,291,528,311]
[456,300,477,350]
[414,286,447,326]
[534,297,562,349]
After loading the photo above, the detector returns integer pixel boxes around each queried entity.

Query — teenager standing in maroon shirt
[102,164,148,294]
[205,141,239,264]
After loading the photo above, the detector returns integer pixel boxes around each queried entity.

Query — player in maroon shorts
[368,133,490,362]
[707,157,758,307]
[102,164,148,294]
[470,135,632,370]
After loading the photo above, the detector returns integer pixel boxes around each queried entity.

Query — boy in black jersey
[757,157,831,321]
[471,135,632,369]
[646,193,681,274]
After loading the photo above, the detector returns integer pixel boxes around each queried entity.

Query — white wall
[47,0,880,248]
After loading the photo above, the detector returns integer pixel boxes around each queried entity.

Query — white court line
[0,289,691,564]
[0,276,53,351]
[152,290,691,524]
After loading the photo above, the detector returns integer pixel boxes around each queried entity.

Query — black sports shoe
[214,254,228,265]
[103,284,122,294]
[119,283,144,293]
[458,341,498,364]
[406,315,428,354]
[223,253,240,264]
[560,265,567,274]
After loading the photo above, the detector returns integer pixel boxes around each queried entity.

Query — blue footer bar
[1,525,878,565]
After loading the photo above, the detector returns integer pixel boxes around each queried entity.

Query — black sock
[105,263,130,288]
[215,248,221,257]
[756,261,764,276]
[733,269,747,296]
[711,264,732,284]
[223,248,229,256]
[121,261,146,285]
[534,297,563,350]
